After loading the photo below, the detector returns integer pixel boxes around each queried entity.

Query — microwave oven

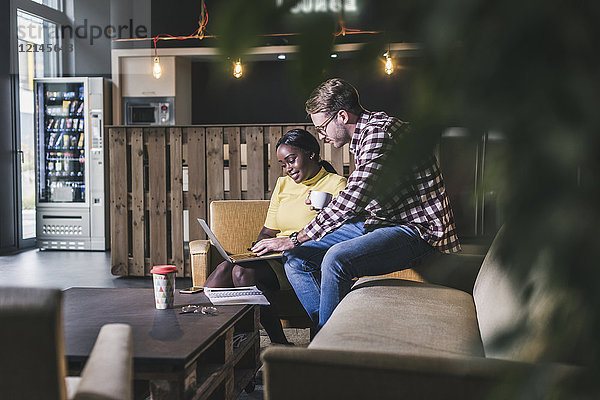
[123,97,174,125]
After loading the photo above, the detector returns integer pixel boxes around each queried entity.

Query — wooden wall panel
[186,127,206,242]
[109,127,128,275]
[225,127,241,199]
[147,128,168,269]
[130,127,145,276]
[267,126,282,194]
[245,126,264,199]
[169,127,185,276]
[206,127,224,223]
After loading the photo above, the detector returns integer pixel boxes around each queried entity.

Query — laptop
[197,219,283,263]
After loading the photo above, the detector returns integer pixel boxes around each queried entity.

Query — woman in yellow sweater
[204,129,347,344]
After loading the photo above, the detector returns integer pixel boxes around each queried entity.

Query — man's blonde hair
[305,78,365,116]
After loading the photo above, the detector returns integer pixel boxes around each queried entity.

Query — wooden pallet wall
[108,124,354,277]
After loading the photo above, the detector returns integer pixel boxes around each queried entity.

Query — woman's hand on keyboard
[251,237,293,255]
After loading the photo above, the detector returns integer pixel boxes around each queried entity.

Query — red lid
[150,265,178,274]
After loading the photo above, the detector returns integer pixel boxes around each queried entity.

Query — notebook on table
[204,286,270,305]
[197,218,283,264]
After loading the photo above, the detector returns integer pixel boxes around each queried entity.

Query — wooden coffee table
[63,288,260,400]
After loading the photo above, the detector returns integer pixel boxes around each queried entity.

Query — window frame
[12,0,72,77]
[10,0,72,247]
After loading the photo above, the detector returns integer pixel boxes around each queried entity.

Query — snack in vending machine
[63,134,70,148]
[77,132,84,148]
[54,132,64,148]
[48,131,57,147]
[47,118,54,130]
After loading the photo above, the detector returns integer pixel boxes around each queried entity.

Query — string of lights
[113,1,396,79]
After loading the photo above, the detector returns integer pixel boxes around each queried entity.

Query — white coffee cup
[309,191,333,210]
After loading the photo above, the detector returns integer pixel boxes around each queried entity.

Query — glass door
[16,10,59,243]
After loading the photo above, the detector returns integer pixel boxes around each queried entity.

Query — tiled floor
[0,247,309,399]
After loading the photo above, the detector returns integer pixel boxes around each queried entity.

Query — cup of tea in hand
[309,191,333,210]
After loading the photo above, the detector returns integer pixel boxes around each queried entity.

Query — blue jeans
[284,220,434,330]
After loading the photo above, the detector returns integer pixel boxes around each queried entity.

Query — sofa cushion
[309,277,485,358]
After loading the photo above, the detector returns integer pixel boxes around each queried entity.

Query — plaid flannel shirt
[304,111,461,254]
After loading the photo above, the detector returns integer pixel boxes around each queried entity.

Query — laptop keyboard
[231,252,258,261]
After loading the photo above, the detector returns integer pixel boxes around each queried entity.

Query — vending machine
[34,77,111,250]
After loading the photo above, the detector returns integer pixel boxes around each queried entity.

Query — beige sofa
[262,228,584,399]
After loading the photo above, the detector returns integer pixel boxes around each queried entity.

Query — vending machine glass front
[37,81,86,203]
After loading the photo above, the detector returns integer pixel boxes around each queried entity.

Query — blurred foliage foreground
[213,0,600,397]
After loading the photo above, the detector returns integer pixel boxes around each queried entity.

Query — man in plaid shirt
[252,78,460,330]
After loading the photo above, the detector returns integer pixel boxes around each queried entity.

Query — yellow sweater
[264,167,347,237]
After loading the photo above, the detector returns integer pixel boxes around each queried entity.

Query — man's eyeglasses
[315,113,337,135]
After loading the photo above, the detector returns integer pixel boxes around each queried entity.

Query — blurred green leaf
[211,0,294,59]
[211,0,600,395]
[292,15,336,100]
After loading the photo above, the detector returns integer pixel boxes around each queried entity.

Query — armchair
[0,287,133,400]
[190,200,312,327]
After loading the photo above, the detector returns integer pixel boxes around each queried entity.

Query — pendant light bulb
[233,60,243,78]
[384,54,394,75]
[153,57,162,79]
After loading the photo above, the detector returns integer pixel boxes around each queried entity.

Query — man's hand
[251,237,294,255]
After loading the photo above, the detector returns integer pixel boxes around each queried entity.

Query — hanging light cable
[196,0,208,39]
[114,0,377,46]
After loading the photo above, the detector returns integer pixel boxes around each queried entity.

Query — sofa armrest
[73,323,133,400]
[190,240,211,286]
[262,347,580,400]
